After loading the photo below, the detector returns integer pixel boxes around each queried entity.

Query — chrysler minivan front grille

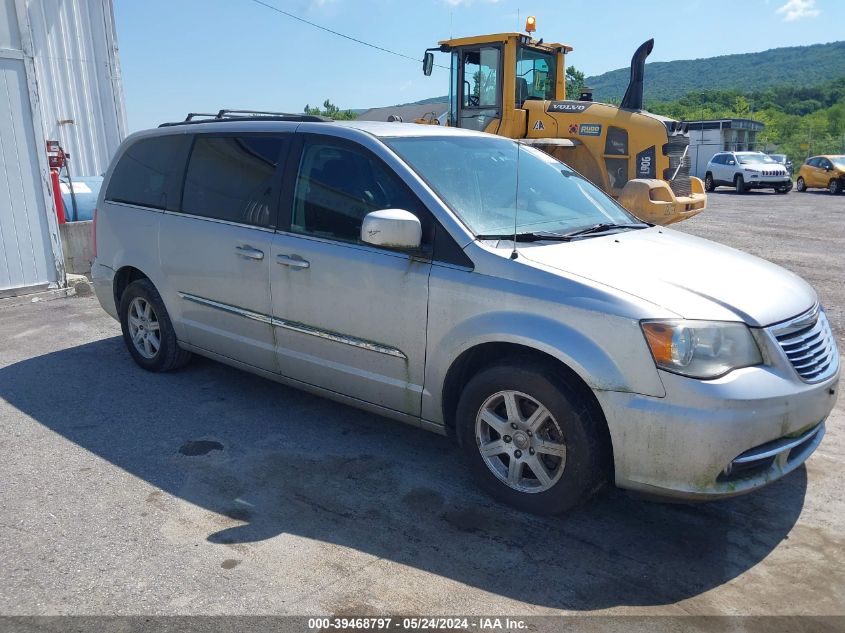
[771,306,838,383]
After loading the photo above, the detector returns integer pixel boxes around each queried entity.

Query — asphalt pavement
[0,189,843,616]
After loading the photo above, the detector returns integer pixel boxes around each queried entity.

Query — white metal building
[687,118,765,179]
[0,0,125,297]
[357,102,449,125]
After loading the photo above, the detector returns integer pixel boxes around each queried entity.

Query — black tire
[704,173,715,192]
[456,360,608,515]
[796,177,806,192]
[734,175,747,194]
[829,179,843,195]
[119,278,192,372]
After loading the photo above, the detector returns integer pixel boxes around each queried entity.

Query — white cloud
[776,0,820,21]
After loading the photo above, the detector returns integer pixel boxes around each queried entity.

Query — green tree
[566,65,585,99]
[734,95,750,117]
[303,99,357,120]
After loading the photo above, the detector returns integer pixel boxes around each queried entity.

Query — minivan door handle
[276,254,310,270]
[235,245,265,261]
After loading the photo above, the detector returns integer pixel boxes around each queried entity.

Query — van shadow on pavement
[0,337,807,610]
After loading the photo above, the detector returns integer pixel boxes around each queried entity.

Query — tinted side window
[820,159,832,169]
[291,140,429,245]
[807,157,821,167]
[711,154,723,165]
[181,135,286,227]
[106,135,187,209]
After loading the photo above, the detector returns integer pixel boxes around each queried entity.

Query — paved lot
[0,189,843,616]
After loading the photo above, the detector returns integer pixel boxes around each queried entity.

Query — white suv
[705,152,792,194]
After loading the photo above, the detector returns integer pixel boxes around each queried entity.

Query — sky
[114,0,843,132]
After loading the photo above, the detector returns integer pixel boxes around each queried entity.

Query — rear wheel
[704,173,715,192]
[734,175,747,194]
[829,179,843,195]
[796,177,807,192]
[119,279,192,372]
[456,360,608,515]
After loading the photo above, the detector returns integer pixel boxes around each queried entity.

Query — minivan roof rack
[158,109,333,127]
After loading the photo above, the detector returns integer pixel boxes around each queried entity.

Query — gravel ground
[0,189,842,617]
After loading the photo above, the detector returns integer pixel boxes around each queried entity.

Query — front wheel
[734,175,747,194]
[830,179,843,195]
[456,361,608,515]
[796,177,807,192]
[119,279,192,372]
[704,173,715,192]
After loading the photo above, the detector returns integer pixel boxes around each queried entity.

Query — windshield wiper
[476,231,574,242]
[477,223,650,243]
[560,222,650,238]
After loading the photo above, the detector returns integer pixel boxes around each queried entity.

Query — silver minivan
[92,116,839,514]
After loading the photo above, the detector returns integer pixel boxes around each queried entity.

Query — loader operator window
[516,47,556,106]
[462,47,500,109]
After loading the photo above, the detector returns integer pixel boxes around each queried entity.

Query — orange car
[796,155,845,194]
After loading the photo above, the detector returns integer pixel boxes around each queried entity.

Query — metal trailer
[0,0,125,298]
[686,118,765,179]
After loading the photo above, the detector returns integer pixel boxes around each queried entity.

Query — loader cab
[429,34,568,137]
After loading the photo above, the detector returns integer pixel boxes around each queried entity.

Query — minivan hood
[517,227,815,327]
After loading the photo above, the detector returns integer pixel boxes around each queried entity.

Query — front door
[818,158,834,187]
[269,135,432,415]
[159,133,288,372]
[805,158,823,187]
[454,46,502,132]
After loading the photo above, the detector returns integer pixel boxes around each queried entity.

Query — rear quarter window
[105,135,190,209]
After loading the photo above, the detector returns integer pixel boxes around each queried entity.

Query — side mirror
[423,52,434,76]
[728,160,735,165]
[361,209,422,250]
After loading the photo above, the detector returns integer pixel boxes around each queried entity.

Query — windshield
[770,154,787,163]
[737,153,777,165]
[516,46,556,103]
[385,135,637,237]
[832,157,845,170]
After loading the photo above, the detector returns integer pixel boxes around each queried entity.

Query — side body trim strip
[178,292,407,360]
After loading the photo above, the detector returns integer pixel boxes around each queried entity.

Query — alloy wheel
[127,297,161,359]
[475,390,567,493]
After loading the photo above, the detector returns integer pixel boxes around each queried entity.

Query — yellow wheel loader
[419,20,706,226]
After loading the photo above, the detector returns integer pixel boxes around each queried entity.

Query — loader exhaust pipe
[620,39,654,111]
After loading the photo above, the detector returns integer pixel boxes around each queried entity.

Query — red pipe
[50,168,65,224]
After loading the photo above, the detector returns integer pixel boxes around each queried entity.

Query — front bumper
[595,354,839,501]
[618,177,707,226]
[746,176,792,189]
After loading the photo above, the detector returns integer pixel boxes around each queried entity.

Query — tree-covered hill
[647,77,845,168]
[586,41,845,102]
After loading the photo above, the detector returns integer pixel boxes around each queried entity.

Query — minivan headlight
[641,320,762,379]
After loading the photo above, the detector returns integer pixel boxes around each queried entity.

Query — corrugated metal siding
[0,0,23,50]
[0,0,124,295]
[0,56,55,293]
[27,0,126,176]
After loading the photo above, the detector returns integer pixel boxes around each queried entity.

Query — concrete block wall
[59,221,93,275]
